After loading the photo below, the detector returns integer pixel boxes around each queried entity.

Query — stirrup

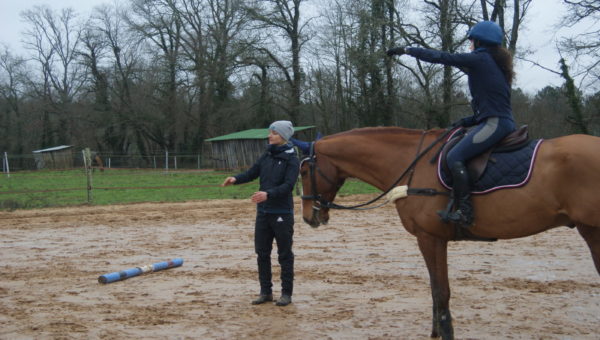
[445,209,473,228]
[437,201,473,228]
[437,199,455,223]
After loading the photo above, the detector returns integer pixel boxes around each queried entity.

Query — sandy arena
[1,195,599,339]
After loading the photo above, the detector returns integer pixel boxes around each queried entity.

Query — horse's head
[299,142,345,228]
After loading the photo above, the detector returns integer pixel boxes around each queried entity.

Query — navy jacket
[406,47,514,126]
[234,143,299,214]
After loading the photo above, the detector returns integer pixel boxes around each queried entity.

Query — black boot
[275,294,292,306]
[251,294,273,305]
[441,161,474,228]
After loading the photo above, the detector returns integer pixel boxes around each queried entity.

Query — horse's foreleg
[576,224,600,275]
[417,233,453,340]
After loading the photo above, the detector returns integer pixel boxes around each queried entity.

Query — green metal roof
[206,126,315,142]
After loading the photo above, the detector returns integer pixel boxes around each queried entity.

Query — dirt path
[0,196,598,339]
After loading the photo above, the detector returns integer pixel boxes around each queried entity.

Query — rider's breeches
[447,116,516,168]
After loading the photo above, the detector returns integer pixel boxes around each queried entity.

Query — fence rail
[0,163,258,210]
[0,183,246,196]
[2,150,217,172]
[0,151,374,210]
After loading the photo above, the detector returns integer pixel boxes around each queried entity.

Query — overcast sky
[0,0,581,94]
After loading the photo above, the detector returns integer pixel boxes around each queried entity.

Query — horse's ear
[290,138,311,155]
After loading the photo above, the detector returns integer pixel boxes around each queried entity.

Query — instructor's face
[268,130,285,145]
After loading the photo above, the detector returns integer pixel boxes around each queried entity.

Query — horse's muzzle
[304,217,320,228]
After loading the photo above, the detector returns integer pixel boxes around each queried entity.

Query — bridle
[300,128,454,220]
[300,142,345,225]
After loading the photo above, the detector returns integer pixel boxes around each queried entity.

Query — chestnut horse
[299,127,600,340]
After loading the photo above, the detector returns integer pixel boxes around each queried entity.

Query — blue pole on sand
[98,258,183,284]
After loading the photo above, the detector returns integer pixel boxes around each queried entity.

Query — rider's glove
[386,46,406,57]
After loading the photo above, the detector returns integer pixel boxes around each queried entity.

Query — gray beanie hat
[269,120,294,141]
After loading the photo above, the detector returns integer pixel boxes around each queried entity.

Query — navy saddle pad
[437,139,544,194]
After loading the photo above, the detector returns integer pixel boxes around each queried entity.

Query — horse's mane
[322,126,441,140]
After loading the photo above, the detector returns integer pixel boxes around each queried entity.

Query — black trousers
[254,213,294,296]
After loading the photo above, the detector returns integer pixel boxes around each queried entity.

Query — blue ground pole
[98,258,184,284]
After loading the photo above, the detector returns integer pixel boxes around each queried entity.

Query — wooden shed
[206,126,315,169]
[32,145,74,170]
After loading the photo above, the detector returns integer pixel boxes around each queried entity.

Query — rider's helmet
[467,21,503,46]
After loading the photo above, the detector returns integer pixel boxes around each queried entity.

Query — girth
[439,125,530,181]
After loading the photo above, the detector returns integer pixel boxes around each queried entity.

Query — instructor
[222,120,299,306]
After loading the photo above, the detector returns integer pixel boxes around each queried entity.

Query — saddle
[439,125,530,181]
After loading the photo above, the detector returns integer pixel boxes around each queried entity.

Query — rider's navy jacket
[406,47,514,126]
[234,143,299,214]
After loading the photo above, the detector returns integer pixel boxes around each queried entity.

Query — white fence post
[3,152,9,178]
[82,149,93,203]
[165,150,169,172]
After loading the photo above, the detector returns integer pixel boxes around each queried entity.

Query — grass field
[0,168,379,210]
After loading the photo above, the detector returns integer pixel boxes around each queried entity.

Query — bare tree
[245,0,313,123]
[170,0,211,149]
[87,2,148,156]
[79,24,109,112]
[21,6,85,146]
[0,48,27,157]
[174,0,253,141]
[127,0,183,152]
[560,0,600,90]
[309,0,362,132]
[353,0,395,126]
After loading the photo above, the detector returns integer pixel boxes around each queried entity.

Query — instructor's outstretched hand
[222,177,236,186]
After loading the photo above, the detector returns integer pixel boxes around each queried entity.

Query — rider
[386,21,516,228]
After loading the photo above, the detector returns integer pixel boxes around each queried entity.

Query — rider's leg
[441,117,515,227]
[443,161,473,226]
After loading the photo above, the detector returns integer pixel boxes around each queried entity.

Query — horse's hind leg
[576,224,600,275]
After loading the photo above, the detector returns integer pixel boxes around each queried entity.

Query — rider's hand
[450,119,464,128]
[386,46,406,57]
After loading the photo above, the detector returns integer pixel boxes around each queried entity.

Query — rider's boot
[439,161,473,228]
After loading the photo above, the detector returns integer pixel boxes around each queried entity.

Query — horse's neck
[321,130,425,191]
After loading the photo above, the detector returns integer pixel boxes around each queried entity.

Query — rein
[302,128,454,211]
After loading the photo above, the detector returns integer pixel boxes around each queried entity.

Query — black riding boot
[440,161,474,228]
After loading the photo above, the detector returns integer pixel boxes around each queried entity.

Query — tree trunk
[439,0,453,127]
